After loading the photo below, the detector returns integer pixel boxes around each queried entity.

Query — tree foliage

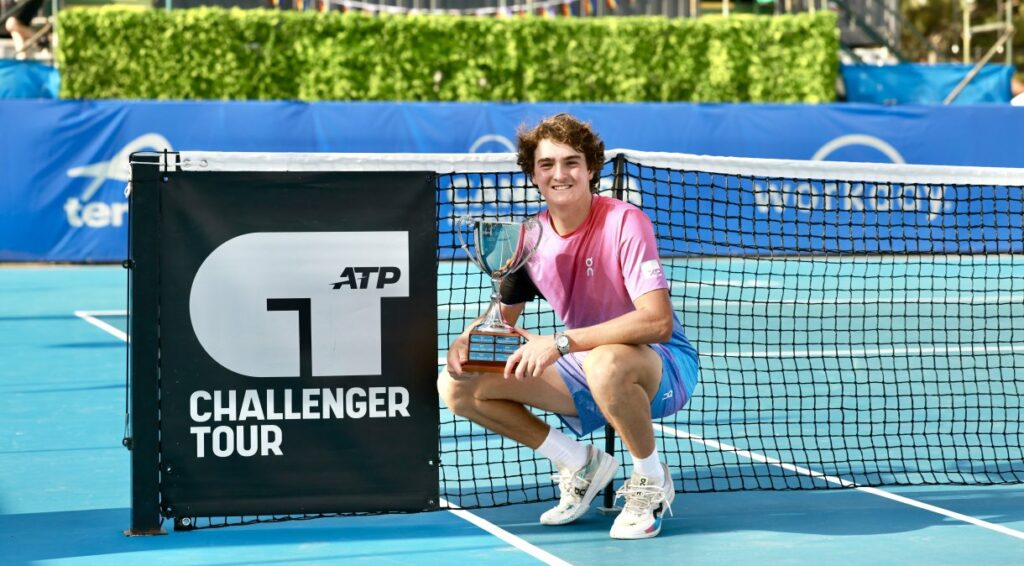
[56,8,838,102]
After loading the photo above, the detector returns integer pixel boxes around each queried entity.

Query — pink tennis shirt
[525,195,668,329]
[502,194,698,437]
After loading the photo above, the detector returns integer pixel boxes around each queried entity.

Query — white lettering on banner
[442,175,641,218]
[751,180,951,221]
[444,174,544,213]
[190,390,212,422]
[190,425,283,458]
[64,199,130,228]
[462,135,643,214]
[64,133,173,230]
[188,387,411,458]
[189,232,409,377]
[753,134,950,221]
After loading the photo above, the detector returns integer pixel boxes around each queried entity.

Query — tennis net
[436,150,1024,509]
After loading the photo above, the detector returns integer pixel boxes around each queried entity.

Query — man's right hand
[446,334,484,380]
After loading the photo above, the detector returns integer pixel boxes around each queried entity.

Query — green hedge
[56,8,838,102]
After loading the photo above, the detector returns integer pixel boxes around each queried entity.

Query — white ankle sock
[537,427,588,472]
[632,448,665,484]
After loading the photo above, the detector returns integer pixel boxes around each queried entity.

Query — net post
[597,424,620,515]
[610,153,627,200]
[596,153,627,516]
[124,153,166,536]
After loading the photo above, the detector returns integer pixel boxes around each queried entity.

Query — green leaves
[56,9,838,102]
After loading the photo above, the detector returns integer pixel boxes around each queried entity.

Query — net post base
[596,506,621,516]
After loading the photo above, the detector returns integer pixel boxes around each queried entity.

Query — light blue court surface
[2,265,1024,565]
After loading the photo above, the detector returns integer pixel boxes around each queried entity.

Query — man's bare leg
[437,367,577,449]
[438,364,621,526]
[581,344,677,539]
[582,344,662,459]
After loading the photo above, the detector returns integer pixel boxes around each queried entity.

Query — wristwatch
[554,332,570,356]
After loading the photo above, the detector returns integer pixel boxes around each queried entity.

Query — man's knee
[582,346,629,398]
[437,370,476,417]
[583,345,659,404]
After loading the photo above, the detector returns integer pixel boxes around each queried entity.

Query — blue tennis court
[3,263,1023,565]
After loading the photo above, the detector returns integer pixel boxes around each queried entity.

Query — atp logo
[331,267,402,290]
[190,232,409,378]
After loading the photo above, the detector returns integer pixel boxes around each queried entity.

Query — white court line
[441,498,572,566]
[441,293,1024,313]
[440,302,551,313]
[74,310,128,342]
[680,293,1024,308]
[75,310,566,565]
[443,342,1024,364]
[654,423,1024,541]
[676,279,781,289]
[706,343,1024,358]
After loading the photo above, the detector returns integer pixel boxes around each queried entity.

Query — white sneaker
[609,463,675,539]
[539,445,620,526]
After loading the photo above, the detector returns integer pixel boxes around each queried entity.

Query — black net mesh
[436,156,1024,510]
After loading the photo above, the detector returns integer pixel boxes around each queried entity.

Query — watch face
[556,334,569,353]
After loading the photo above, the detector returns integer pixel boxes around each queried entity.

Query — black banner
[158,170,438,517]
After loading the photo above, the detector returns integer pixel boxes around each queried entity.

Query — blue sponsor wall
[651,175,1024,256]
[0,61,60,100]
[1,100,1022,262]
[841,64,1014,105]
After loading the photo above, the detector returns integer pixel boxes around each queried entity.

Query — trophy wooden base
[462,330,523,373]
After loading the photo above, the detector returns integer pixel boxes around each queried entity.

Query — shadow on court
[46,341,127,349]
[0,507,537,564]
[10,382,124,395]
[0,314,86,322]
[463,487,1024,563]
[7,487,1019,564]
[470,486,1024,539]
[678,486,1024,536]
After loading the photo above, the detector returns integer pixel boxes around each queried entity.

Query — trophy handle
[455,216,488,273]
[507,217,542,274]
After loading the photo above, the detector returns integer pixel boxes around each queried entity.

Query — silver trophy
[455,216,543,372]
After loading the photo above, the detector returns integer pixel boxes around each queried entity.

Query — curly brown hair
[516,113,605,193]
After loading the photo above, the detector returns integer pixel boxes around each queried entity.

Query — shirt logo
[585,257,594,278]
[641,259,663,279]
